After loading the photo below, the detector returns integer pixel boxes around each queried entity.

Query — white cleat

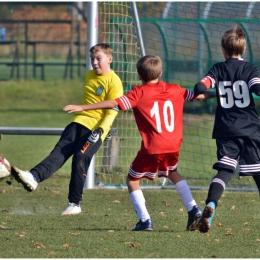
[61,203,81,215]
[11,166,38,192]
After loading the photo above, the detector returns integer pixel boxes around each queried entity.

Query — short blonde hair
[221,25,246,56]
[136,55,162,82]
[89,43,113,56]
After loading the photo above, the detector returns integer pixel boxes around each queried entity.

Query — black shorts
[213,136,260,176]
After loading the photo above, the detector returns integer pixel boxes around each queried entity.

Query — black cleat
[132,219,153,231]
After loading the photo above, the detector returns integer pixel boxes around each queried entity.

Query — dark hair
[136,55,162,82]
[90,43,113,56]
[221,25,246,56]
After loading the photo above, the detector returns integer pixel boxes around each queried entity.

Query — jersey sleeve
[98,74,124,140]
[194,66,216,94]
[248,65,260,96]
[183,88,196,102]
[116,86,140,111]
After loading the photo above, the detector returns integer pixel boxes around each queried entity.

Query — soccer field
[0,184,260,258]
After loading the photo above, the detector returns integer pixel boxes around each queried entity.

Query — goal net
[95,2,260,190]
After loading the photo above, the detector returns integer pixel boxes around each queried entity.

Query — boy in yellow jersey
[11,43,123,215]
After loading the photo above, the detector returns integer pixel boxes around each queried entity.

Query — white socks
[130,190,150,222]
[129,180,196,221]
[175,180,196,211]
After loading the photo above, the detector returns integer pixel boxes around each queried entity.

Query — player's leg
[168,170,202,231]
[161,152,202,231]
[11,122,78,192]
[239,136,260,197]
[127,152,156,231]
[127,177,153,231]
[198,138,238,233]
[198,169,233,233]
[253,175,260,196]
[62,126,102,215]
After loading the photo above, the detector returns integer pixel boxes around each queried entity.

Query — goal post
[84,1,98,189]
[91,2,260,191]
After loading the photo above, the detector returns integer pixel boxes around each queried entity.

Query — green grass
[0,186,260,258]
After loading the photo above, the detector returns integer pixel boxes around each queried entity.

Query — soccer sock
[206,181,224,206]
[206,169,233,206]
[130,190,150,222]
[175,180,196,211]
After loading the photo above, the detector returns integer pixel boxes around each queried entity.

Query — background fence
[1,2,260,190]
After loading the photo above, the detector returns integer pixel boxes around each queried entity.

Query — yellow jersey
[72,69,123,141]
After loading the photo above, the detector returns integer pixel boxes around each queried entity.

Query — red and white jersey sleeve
[116,81,194,154]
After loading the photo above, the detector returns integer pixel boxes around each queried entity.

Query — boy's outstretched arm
[194,82,207,95]
[195,90,216,100]
[63,100,119,114]
[194,76,212,95]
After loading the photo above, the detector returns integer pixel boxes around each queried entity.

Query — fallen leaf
[159,212,168,216]
[69,232,80,236]
[243,222,249,225]
[46,251,55,255]
[230,205,235,210]
[225,230,235,236]
[43,187,60,194]
[129,243,136,247]
[211,255,217,258]
[108,252,115,256]
[108,230,114,233]
[163,225,169,229]
[179,208,184,212]
[35,243,46,248]
[0,225,7,229]
[215,223,224,227]
[163,201,169,206]
[62,243,70,247]
[113,200,120,203]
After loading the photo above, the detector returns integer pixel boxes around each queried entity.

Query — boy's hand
[88,127,103,144]
[63,105,84,113]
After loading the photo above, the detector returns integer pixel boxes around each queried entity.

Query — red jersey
[116,81,195,154]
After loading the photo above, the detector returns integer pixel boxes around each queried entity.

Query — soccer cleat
[186,205,202,231]
[132,219,153,231]
[61,203,81,215]
[11,166,38,192]
[198,202,216,233]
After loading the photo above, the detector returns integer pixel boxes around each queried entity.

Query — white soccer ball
[0,156,11,179]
